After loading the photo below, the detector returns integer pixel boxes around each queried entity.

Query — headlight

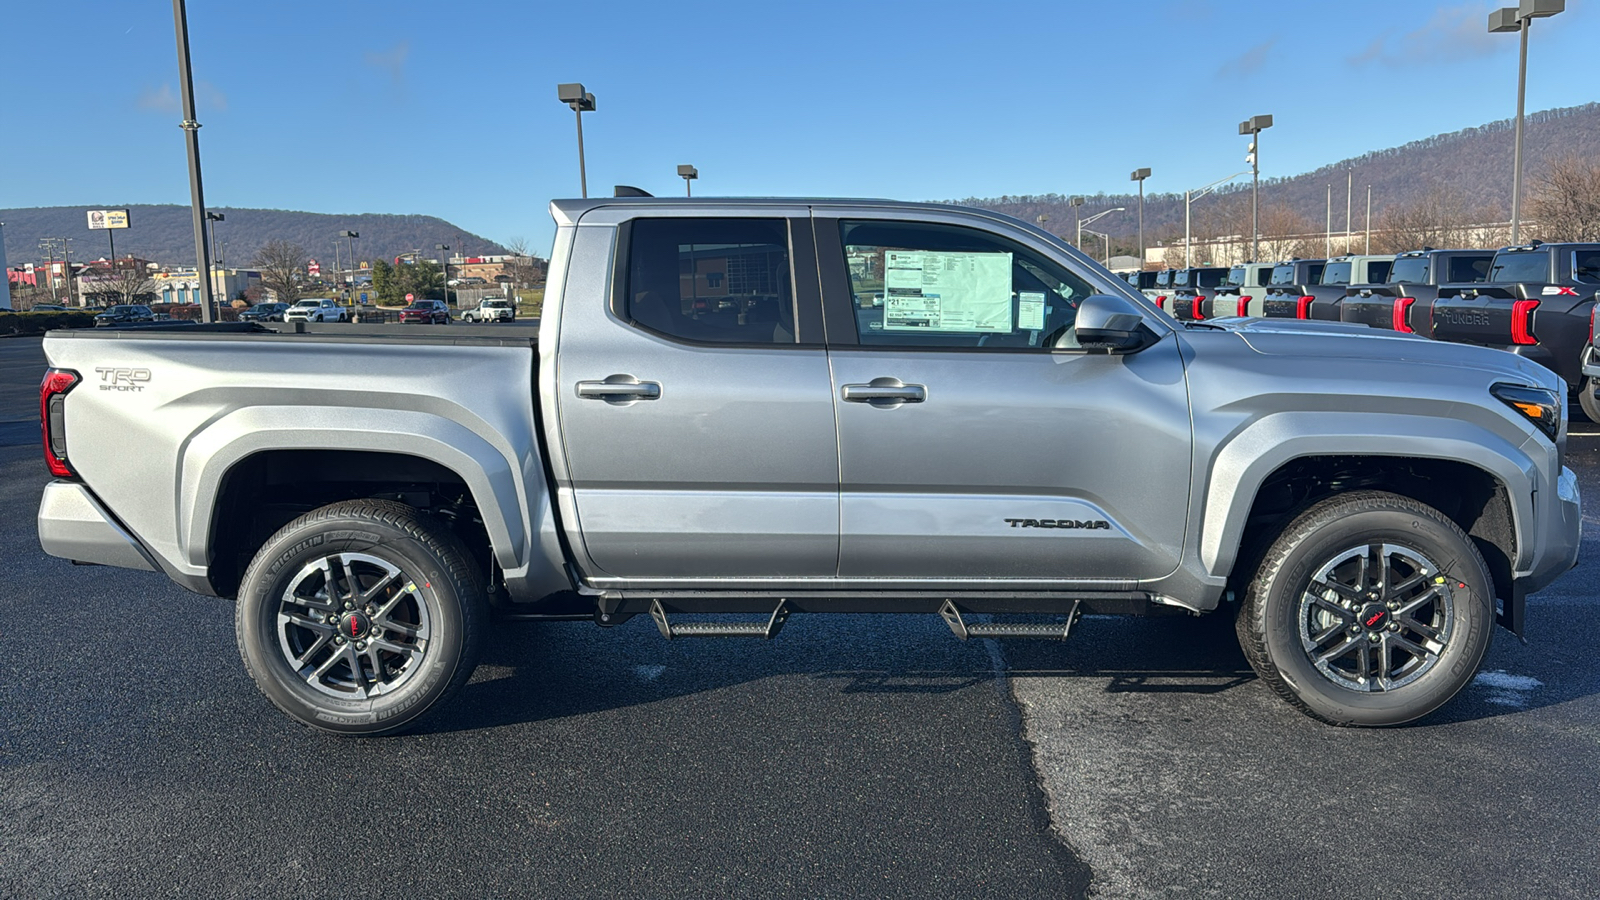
[1491,382,1561,442]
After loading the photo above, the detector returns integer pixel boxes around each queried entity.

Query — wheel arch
[182,406,530,596]
[1203,416,1532,604]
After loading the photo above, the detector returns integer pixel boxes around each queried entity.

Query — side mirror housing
[1074,294,1157,352]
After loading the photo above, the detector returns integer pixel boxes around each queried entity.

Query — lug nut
[370,629,382,639]
[345,602,355,610]
[355,641,366,651]
[327,615,337,624]
[1389,622,1400,632]
[1368,633,1380,643]
[335,636,346,644]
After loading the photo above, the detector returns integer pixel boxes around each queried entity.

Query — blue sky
[2,0,1595,254]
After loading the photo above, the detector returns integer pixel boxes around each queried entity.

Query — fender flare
[1200,411,1536,578]
[178,405,529,573]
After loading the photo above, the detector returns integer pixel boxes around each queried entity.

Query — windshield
[293,301,319,308]
[1490,251,1550,282]
[1389,257,1429,284]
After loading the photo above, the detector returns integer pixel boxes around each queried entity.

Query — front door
[555,215,839,580]
[815,212,1193,583]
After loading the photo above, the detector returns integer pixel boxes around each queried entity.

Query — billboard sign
[87,209,132,230]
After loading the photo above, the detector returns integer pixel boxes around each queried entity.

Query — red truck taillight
[1511,299,1539,345]
[1193,296,1206,321]
[1296,295,1315,319]
[40,368,80,477]
[1393,297,1416,333]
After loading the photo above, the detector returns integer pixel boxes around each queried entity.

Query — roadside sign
[405,293,414,301]
[87,209,131,230]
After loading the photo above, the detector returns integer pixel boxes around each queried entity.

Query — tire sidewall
[1579,377,1600,425]
[1258,506,1492,725]
[238,516,469,735]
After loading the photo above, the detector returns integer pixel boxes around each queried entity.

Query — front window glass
[1489,251,1550,283]
[840,220,1096,350]
[1389,257,1429,284]
[1320,262,1353,285]
[626,218,794,345]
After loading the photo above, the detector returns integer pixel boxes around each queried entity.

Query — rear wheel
[235,500,487,736]
[1237,491,1493,726]
[1579,377,1600,424]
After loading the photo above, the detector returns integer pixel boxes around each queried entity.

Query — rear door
[814,210,1192,583]
[554,213,839,579]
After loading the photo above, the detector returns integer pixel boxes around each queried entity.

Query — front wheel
[1579,377,1600,424]
[1237,491,1493,726]
[235,499,487,735]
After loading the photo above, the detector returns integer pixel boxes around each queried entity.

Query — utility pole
[1325,185,1332,258]
[1345,170,1353,256]
[1365,186,1372,254]
[1131,168,1151,265]
[171,0,215,322]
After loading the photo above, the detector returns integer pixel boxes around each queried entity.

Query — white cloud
[1349,3,1507,66]
[1217,38,1276,79]
[136,81,228,115]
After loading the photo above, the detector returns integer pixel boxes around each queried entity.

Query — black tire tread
[235,498,487,736]
[1235,489,1492,726]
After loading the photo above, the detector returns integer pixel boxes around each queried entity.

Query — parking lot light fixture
[677,164,698,197]
[1238,115,1272,261]
[1130,168,1151,264]
[436,244,451,305]
[1069,196,1085,247]
[1185,172,1250,267]
[557,83,596,199]
[343,231,359,299]
[1489,2,1563,244]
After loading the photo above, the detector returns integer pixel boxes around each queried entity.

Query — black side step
[940,599,1082,640]
[651,599,791,639]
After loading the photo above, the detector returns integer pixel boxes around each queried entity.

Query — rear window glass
[1572,250,1600,285]
[1156,270,1172,287]
[1489,251,1550,283]
[1448,255,1492,283]
[1137,271,1157,289]
[627,217,794,345]
[1320,262,1352,285]
[1306,264,1325,284]
[1174,270,1191,287]
[1389,257,1429,284]
[1270,265,1295,285]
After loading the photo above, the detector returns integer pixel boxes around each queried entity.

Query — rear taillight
[40,368,80,477]
[1296,296,1315,319]
[1193,296,1206,321]
[1157,295,1167,310]
[1393,297,1416,333]
[1511,299,1539,345]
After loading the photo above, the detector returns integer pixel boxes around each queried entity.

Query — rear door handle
[841,378,926,406]
[576,376,661,401]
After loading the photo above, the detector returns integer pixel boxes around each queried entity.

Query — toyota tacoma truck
[1340,249,1493,338]
[36,197,1583,736]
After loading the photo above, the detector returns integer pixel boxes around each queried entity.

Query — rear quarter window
[1448,255,1492,283]
[1572,250,1600,285]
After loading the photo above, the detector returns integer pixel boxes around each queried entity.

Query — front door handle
[841,377,927,407]
[576,375,661,402]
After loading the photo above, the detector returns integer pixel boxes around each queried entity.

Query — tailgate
[1430,285,1523,346]
[1341,285,1400,329]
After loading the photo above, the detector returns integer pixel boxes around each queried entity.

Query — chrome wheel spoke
[293,632,335,667]
[1298,543,1451,693]
[1316,635,1362,666]
[277,552,430,700]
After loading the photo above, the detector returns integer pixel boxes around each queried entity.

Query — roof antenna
[614,185,653,198]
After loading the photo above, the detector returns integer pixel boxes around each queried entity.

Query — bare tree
[1372,184,1478,254]
[82,264,157,306]
[253,239,310,303]
[1258,204,1320,262]
[1527,154,1600,243]
[505,235,531,257]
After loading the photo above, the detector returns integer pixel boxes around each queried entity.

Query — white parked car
[283,298,349,323]
[461,298,516,323]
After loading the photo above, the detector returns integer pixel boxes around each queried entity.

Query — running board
[651,598,791,639]
[940,599,1082,640]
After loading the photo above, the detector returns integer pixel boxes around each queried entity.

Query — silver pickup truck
[37,197,1582,735]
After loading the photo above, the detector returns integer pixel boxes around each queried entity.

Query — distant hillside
[956,102,1600,253]
[1,205,509,269]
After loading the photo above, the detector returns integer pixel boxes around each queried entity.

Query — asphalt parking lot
[2,333,1597,898]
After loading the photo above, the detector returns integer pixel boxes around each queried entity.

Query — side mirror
[1074,294,1157,352]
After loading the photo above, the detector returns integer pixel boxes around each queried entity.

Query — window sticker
[1018,291,1045,331]
[882,250,1013,332]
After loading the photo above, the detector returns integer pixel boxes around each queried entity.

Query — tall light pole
[1365,186,1372,254]
[205,211,225,268]
[171,0,214,322]
[1082,228,1112,266]
[1078,208,1124,259]
[343,231,359,298]
[1237,115,1272,261]
[436,243,451,306]
[1490,1,1563,244]
[1130,168,1151,265]
[557,83,596,198]
[678,164,698,197]
[1069,196,1085,247]
[1185,173,1249,267]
